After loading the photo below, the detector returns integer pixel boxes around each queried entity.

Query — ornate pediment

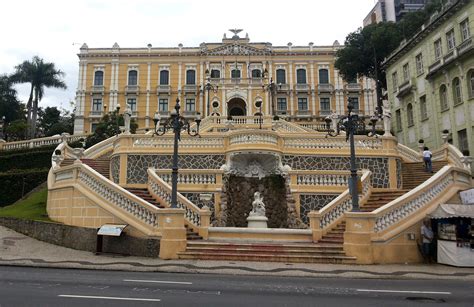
[203,43,271,56]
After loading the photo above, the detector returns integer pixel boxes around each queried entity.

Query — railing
[308,170,372,237]
[156,85,171,94]
[443,49,456,63]
[428,59,442,74]
[0,133,88,151]
[125,85,140,94]
[147,168,204,232]
[284,136,382,150]
[298,123,328,132]
[371,165,471,234]
[83,135,116,159]
[273,120,309,133]
[295,84,310,92]
[457,38,472,55]
[154,169,223,188]
[90,85,104,93]
[345,83,361,91]
[317,84,334,92]
[132,135,224,148]
[397,143,421,162]
[229,131,278,146]
[292,170,356,187]
[49,163,161,236]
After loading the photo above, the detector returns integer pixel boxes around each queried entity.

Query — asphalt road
[0,266,473,307]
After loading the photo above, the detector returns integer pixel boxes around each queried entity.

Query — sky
[0,0,377,112]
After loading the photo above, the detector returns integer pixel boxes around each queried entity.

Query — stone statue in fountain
[124,104,132,134]
[382,99,392,136]
[329,110,339,132]
[247,191,268,228]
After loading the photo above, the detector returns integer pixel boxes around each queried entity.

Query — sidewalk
[1,225,473,280]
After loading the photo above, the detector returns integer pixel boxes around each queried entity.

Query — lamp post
[324,98,369,212]
[153,98,201,208]
[255,100,263,129]
[116,104,121,135]
[203,69,218,117]
[262,68,279,120]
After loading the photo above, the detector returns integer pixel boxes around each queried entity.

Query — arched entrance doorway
[227,98,246,117]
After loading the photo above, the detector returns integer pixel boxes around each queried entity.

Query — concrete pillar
[159,208,187,259]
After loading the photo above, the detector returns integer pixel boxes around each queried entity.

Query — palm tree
[12,56,67,138]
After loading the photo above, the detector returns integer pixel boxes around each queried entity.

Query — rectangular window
[446,29,456,51]
[297,97,308,110]
[186,70,196,85]
[127,98,137,111]
[402,63,410,81]
[392,71,398,90]
[457,129,468,153]
[434,39,443,60]
[320,97,331,115]
[460,18,470,41]
[158,98,168,112]
[231,69,241,79]
[277,97,287,111]
[396,109,402,132]
[91,123,98,132]
[420,95,428,120]
[159,70,169,85]
[350,97,359,113]
[92,98,102,111]
[185,98,195,112]
[276,70,286,84]
[415,53,424,75]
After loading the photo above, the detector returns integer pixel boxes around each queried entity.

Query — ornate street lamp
[203,69,218,117]
[324,98,368,212]
[153,98,201,208]
[262,68,279,120]
[116,104,121,136]
[255,100,263,129]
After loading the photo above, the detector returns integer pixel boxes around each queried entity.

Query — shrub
[0,168,49,207]
[0,150,53,172]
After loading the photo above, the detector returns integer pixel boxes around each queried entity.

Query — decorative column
[158,208,187,259]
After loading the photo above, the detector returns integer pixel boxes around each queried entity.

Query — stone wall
[0,217,160,257]
[282,155,392,188]
[181,192,215,220]
[299,194,338,224]
[111,155,120,183]
[225,175,288,228]
[126,154,226,184]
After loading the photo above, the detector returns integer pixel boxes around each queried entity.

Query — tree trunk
[26,85,33,138]
[31,88,39,139]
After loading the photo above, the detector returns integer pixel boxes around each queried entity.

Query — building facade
[74,31,376,134]
[384,0,473,156]
[364,0,428,26]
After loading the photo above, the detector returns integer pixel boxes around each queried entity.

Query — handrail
[83,136,115,159]
[371,165,471,235]
[50,162,161,236]
[284,135,382,150]
[154,169,223,186]
[308,170,372,234]
[396,143,421,162]
[289,170,363,188]
[147,168,203,231]
[0,133,88,151]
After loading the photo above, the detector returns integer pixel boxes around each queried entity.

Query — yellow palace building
[73,30,377,134]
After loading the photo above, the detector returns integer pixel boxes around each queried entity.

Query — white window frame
[460,18,470,41]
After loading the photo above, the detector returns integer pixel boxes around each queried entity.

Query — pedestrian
[421,219,434,263]
[422,146,433,173]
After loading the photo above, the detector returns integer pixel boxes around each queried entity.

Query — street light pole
[203,69,218,117]
[153,98,201,208]
[262,69,279,120]
[325,98,369,212]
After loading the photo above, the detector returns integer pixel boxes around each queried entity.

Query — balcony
[296,110,311,117]
[295,84,310,93]
[396,78,415,98]
[125,85,140,95]
[319,110,331,117]
[345,83,362,92]
[443,49,456,63]
[317,83,334,93]
[457,38,472,56]
[428,59,443,74]
[156,85,171,94]
[277,84,290,92]
[89,110,103,117]
[183,110,197,117]
[276,110,289,116]
[183,84,198,93]
[90,85,104,94]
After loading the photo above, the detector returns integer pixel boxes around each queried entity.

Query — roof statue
[229,28,243,39]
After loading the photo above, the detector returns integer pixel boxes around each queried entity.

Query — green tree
[335,22,403,111]
[5,119,28,141]
[11,57,67,138]
[85,111,137,148]
[0,74,25,123]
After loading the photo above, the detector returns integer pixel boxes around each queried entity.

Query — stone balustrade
[284,137,382,150]
[147,168,211,234]
[295,171,352,187]
[396,143,421,162]
[229,131,278,146]
[307,170,372,241]
[0,133,88,151]
[132,135,224,149]
[154,169,223,188]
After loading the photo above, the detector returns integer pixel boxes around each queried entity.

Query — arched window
[468,70,474,98]
[186,70,196,85]
[128,70,138,86]
[251,69,261,78]
[319,69,329,84]
[296,69,306,84]
[231,69,241,79]
[94,71,104,86]
[276,69,286,84]
[159,70,169,85]
[440,85,448,110]
[407,103,414,126]
[210,69,220,79]
[452,77,462,104]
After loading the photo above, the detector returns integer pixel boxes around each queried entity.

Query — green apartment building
[384,0,473,158]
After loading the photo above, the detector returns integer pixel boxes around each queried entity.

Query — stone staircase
[62,158,110,178]
[178,240,355,264]
[360,190,409,212]
[318,221,345,244]
[402,161,446,189]
[125,188,164,209]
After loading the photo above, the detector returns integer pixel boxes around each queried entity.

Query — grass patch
[0,187,50,221]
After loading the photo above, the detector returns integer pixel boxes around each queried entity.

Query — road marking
[357,289,451,295]
[124,279,193,285]
[59,295,161,302]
